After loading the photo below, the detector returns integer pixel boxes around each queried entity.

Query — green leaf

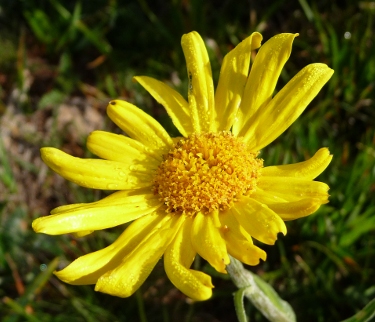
[23,9,56,44]
[341,298,375,322]
[234,288,249,322]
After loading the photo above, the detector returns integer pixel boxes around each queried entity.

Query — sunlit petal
[258,177,330,201]
[267,198,328,221]
[41,147,152,190]
[243,64,334,149]
[107,100,173,151]
[164,216,213,301]
[50,188,151,215]
[230,197,287,245]
[214,32,262,131]
[262,148,332,180]
[191,211,229,273]
[33,193,162,235]
[54,213,164,285]
[220,211,267,265]
[233,33,297,135]
[181,31,215,133]
[95,214,184,297]
[134,76,193,137]
[87,130,161,164]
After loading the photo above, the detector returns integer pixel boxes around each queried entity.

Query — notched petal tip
[250,31,263,49]
[280,224,287,236]
[231,199,287,246]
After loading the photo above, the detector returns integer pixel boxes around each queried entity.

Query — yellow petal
[95,213,184,298]
[250,188,288,204]
[50,203,86,214]
[220,211,267,266]
[54,212,168,285]
[243,63,334,150]
[41,147,152,190]
[164,216,214,301]
[49,188,151,215]
[262,148,332,180]
[181,31,214,133]
[230,197,287,245]
[32,193,162,235]
[74,230,94,237]
[258,177,330,201]
[267,198,328,221]
[87,130,161,164]
[134,76,193,137]
[107,100,173,151]
[233,33,298,136]
[191,211,229,273]
[214,32,262,131]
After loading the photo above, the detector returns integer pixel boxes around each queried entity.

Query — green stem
[227,255,296,322]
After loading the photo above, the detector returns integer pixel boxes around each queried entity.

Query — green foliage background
[0,0,374,321]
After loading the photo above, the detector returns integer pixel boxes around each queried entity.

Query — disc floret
[153,132,263,215]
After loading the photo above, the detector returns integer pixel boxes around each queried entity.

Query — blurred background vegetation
[0,0,374,321]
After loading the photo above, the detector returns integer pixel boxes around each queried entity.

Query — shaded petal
[134,76,193,137]
[243,63,334,150]
[107,100,173,151]
[54,212,167,285]
[191,211,229,273]
[181,31,214,133]
[164,216,214,301]
[257,177,330,201]
[95,213,184,297]
[267,198,328,221]
[220,211,267,266]
[214,32,262,131]
[230,197,287,245]
[41,148,152,190]
[262,148,332,180]
[87,130,162,164]
[32,192,162,235]
[74,230,94,237]
[233,33,297,136]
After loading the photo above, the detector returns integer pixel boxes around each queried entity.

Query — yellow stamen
[153,132,263,215]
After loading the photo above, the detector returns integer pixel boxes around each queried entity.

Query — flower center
[152,132,263,215]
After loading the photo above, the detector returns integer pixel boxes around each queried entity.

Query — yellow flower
[33,32,333,301]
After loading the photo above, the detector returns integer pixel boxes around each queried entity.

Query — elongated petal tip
[261,147,333,180]
[32,216,64,235]
[40,147,59,165]
[32,218,43,233]
[54,268,86,285]
[31,216,68,235]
